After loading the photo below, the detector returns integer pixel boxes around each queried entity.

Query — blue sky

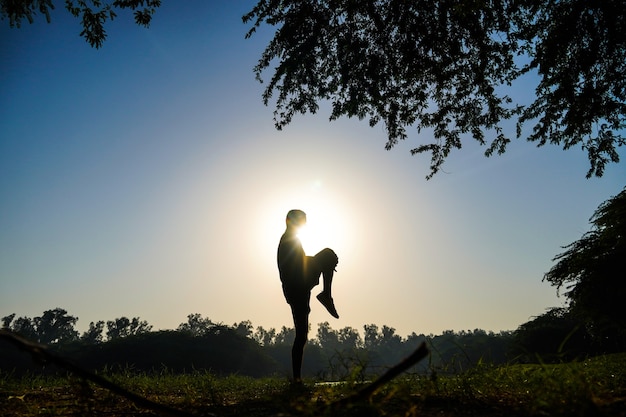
[1,1,624,338]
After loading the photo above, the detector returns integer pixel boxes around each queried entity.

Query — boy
[277,209,338,381]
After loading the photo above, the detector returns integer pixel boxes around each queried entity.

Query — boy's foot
[317,292,339,319]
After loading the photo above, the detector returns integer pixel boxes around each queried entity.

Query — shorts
[282,285,312,315]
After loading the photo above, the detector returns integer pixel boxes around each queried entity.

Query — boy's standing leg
[289,294,310,382]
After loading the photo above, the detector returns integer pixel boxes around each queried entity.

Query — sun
[254,178,360,278]
[296,206,345,255]
[298,210,340,255]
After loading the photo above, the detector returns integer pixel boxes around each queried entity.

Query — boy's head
[286,209,307,230]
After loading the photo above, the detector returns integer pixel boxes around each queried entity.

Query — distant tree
[456,329,514,365]
[375,325,404,366]
[32,308,79,344]
[316,321,339,351]
[106,316,152,340]
[2,308,79,344]
[81,320,105,344]
[426,330,471,373]
[176,313,221,337]
[337,325,362,350]
[1,313,15,329]
[244,1,625,179]
[2,313,38,341]
[316,322,363,352]
[1,0,161,48]
[12,316,39,340]
[380,325,402,348]
[233,320,254,338]
[405,332,427,347]
[273,325,295,345]
[363,324,380,349]
[423,329,516,371]
[313,322,366,381]
[543,187,626,351]
[253,325,276,346]
[512,307,592,362]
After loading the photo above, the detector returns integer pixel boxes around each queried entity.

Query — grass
[415,354,626,416]
[1,353,625,416]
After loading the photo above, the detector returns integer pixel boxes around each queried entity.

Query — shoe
[317,292,339,319]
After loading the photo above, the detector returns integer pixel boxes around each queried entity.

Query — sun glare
[296,209,344,255]
[256,180,355,265]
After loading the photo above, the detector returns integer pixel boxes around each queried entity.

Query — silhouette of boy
[277,209,338,381]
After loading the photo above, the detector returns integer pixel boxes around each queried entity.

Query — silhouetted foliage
[1,307,618,379]
[233,320,254,338]
[106,316,152,340]
[274,325,296,346]
[6,2,623,176]
[511,307,593,363]
[544,187,626,351]
[2,313,38,341]
[244,1,625,178]
[67,330,277,377]
[312,322,364,380]
[177,313,217,336]
[2,308,79,344]
[0,311,278,377]
[422,329,514,374]
[253,325,276,346]
[34,308,79,344]
[316,321,362,352]
[81,320,105,344]
[0,0,161,47]
[0,311,512,379]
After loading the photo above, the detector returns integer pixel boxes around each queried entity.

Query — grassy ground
[1,353,625,416]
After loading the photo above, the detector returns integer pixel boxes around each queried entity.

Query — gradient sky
[1,1,624,339]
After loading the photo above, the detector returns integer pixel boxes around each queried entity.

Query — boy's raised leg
[317,270,339,318]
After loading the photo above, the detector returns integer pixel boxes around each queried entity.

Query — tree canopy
[1,0,161,48]
[544,187,626,350]
[243,0,625,178]
[2,308,79,344]
[4,1,624,178]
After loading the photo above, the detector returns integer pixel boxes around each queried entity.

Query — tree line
[0,306,610,380]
